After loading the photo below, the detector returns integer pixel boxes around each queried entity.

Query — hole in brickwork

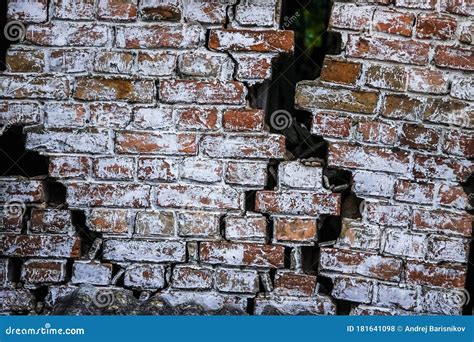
[318,216,341,243]
[45,181,67,206]
[71,210,103,258]
[246,298,255,315]
[244,190,257,212]
[300,246,319,273]
[316,274,332,295]
[0,126,49,177]
[0,0,9,71]
[265,159,279,191]
[283,247,292,268]
[30,285,48,313]
[7,257,22,284]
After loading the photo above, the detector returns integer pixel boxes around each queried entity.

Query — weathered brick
[124,264,166,289]
[200,242,285,268]
[444,0,474,16]
[254,294,336,315]
[225,215,267,241]
[49,49,92,73]
[209,29,294,53]
[172,265,213,290]
[346,36,430,65]
[175,107,219,131]
[312,112,351,138]
[256,191,340,216]
[97,0,137,20]
[216,268,259,293]
[154,184,240,210]
[225,161,268,187]
[21,259,67,283]
[115,131,196,155]
[94,51,134,74]
[396,0,437,9]
[427,235,469,263]
[6,50,45,73]
[400,123,439,150]
[381,94,431,120]
[336,219,381,251]
[74,77,154,102]
[0,101,41,126]
[320,58,361,85]
[103,240,185,262]
[373,283,418,311]
[233,54,274,81]
[181,158,222,183]
[178,51,233,79]
[137,52,176,76]
[116,24,202,49]
[159,80,246,105]
[135,211,175,237]
[394,180,435,205]
[442,130,474,158]
[416,14,457,40]
[8,0,48,22]
[139,0,181,21]
[93,157,134,180]
[235,0,277,27]
[200,135,286,159]
[383,229,426,258]
[451,78,474,101]
[27,22,109,46]
[274,271,317,297]
[405,262,466,288]
[67,183,150,207]
[44,103,87,128]
[88,209,130,235]
[320,248,402,282]
[137,158,179,182]
[434,45,474,71]
[438,184,471,210]
[296,82,378,114]
[373,10,414,37]
[355,121,397,145]
[0,289,34,312]
[413,209,472,237]
[414,155,472,182]
[352,170,396,197]
[329,3,373,31]
[0,76,69,99]
[279,161,324,189]
[29,209,73,234]
[48,156,90,179]
[274,217,317,243]
[366,64,407,91]
[332,276,373,304]
[0,180,45,202]
[407,68,449,94]
[0,235,80,258]
[71,261,112,285]
[53,0,95,19]
[223,109,265,132]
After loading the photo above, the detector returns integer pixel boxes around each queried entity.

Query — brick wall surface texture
[0,0,472,316]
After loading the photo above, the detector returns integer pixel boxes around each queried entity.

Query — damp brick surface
[0,0,472,316]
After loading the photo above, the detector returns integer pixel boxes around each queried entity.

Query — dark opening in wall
[0,0,9,71]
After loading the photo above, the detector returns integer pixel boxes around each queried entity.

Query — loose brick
[0,235,80,258]
[394,180,435,205]
[216,268,259,293]
[320,58,361,85]
[274,271,317,297]
[296,82,378,114]
[256,191,340,216]
[225,161,268,187]
[346,36,430,65]
[103,240,185,262]
[116,24,202,49]
[154,184,240,210]
[274,217,317,242]
[201,135,286,159]
[159,80,246,105]
[177,211,222,238]
[200,242,285,268]
[29,209,73,234]
[225,215,267,241]
[27,22,109,46]
[115,131,196,155]
[71,261,112,285]
[88,209,130,235]
[209,29,294,53]
[93,157,134,180]
[135,211,175,237]
[328,143,411,174]
[373,10,414,37]
[74,77,154,102]
[124,264,166,289]
[434,46,474,71]
[233,54,274,81]
[336,219,381,251]
[66,183,150,207]
[0,180,45,202]
[279,161,324,189]
[405,262,466,288]
[172,265,213,290]
[137,158,179,182]
[223,109,265,132]
[320,248,402,282]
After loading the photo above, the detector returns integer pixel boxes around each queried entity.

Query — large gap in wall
[0,0,9,71]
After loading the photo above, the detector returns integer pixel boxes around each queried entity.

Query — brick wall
[0,0,472,315]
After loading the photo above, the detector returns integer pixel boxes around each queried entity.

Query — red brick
[312,112,351,138]
[400,123,439,150]
[225,161,268,187]
[274,271,317,297]
[442,130,474,158]
[225,215,268,241]
[53,0,95,19]
[439,184,471,209]
[352,171,396,198]
[201,135,286,159]
[175,107,219,131]
[49,156,90,179]
[21,259,67,284]
[6,50,45,73]
[103,240,185,262]
[116,24,202,48]
[366,64,408,91]
[137,51,176,76]
[365,202,411,227]
[406,262,466,288]
[74,77,154,102]
[88,209,130,235]
[209,29,294,53]
[329,3,373,31]
[336,219,382,251]
[0,76,69,100]
[434,46,474,71]
[274,217,317,242]
[328,143,411,174]
[346,35,430,65]
[154,184,240,211]
[427,235,469,263]
[414,155,472,182]
[115,131,196,155]
[181,158,222,183]
[407,69,449,94]
[177,212,220,238]
[256,191,340,216]
[320,58,362,85]
[396,0,437,9]
[0,235,80,258]
[394,180,435,205]
[90,103,132,128]
[27,130,109,154]
[458,22,474,44]
[137,157,179,182]
[29,209,73,234]
[92,157,134,180]
[159,80,246,105]
[49,49,91,73]
[234,54,274,81]
[8,0,48,22]
[413,209,472,237]
[132,107,173,130]
[135,211,175,237]
[139,0,181,21]
[124,264,166,289]
[223,109,265,132]
[172,266,213,290]
[451,78,474,101]
[0,101,41,126]
[44,103,87,128]
[27,23,109,46]
[320,248,402,282]
[178,51,232,79]
[381,94,431,120]
[383,228,426,258]
[373,10,414,37]
[183,1,227,24]
[67,183,150,207]
[97,0,137,20]
[200,242,285,268]
[445,0,474,16]
[279,161,324,189]
[0,180,45,203]
[94,51,134,74]
[416,14,457,40]
[355,121,397,145]
[216,268,259,293]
